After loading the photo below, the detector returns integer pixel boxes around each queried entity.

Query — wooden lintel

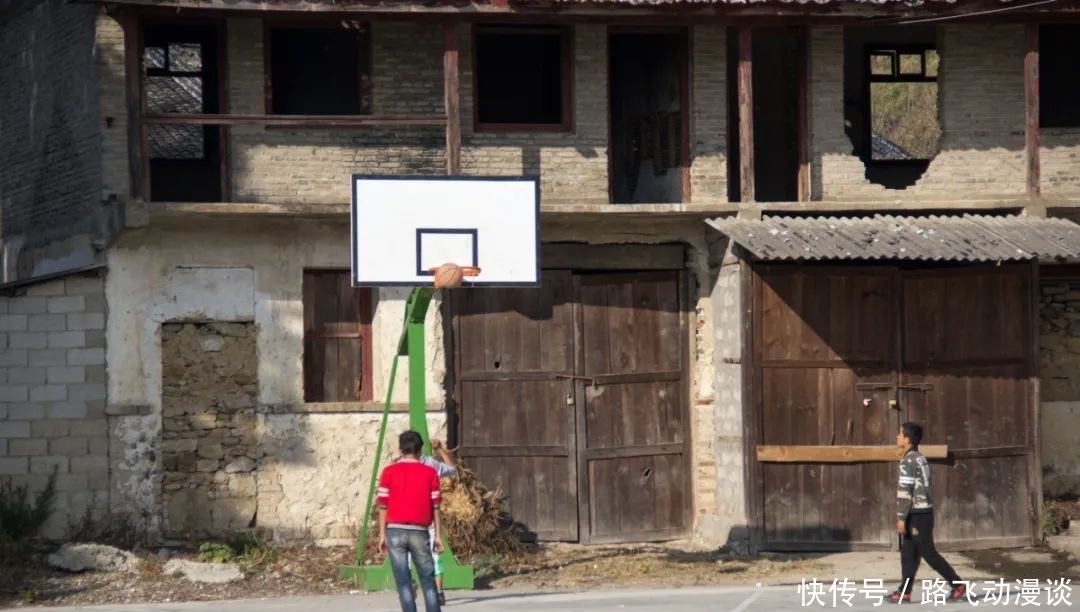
[1024,23,1041,199]
[756,445,949,463]
[141,113,447,127]
[443,22,462,176]
[737,25,755,203]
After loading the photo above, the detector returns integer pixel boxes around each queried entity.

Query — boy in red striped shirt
[377,430,443,612]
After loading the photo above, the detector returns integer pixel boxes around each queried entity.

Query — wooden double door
[754,264,1037,552]
[449,270,691,543]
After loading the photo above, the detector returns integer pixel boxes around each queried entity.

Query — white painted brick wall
[0,271,109,539]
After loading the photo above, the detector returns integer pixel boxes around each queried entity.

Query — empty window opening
[267,26,371,116]
[302,270,374,403]
[1039,25,1080,128]
[843,27,940,190]
[142,23,223,202]
[609,32,686,204]
[726,27,803,202]
[473,26,571,131]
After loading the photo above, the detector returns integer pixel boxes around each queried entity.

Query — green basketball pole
[339,287,474,591]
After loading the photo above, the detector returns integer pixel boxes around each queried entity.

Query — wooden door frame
[444,270,581,541]
[744,261,1042,554]
[572,269,693,544]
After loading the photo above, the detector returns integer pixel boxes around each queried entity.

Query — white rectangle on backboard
[351,176,539,287]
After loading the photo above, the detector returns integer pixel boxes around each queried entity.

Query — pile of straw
[361,464,529,564]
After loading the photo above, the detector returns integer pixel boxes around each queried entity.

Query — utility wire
[869,0,1064,24]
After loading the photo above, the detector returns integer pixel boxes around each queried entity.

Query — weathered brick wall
[1038,278,1080,498]
[225,22,729,205]
[691,27,728,204]
[0,1,121,283]
[459,25,609,204]
[0,271,109,538]
[1041,129,1080,196]
[811,25,1027,200]
[227,20,446,203]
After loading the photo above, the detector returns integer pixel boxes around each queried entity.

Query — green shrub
[0,469,58,548]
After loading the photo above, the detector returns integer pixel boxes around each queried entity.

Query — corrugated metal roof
[704,214,1080,263]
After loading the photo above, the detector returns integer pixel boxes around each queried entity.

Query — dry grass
[361,465,530,565]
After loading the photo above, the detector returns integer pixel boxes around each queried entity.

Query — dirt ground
[2,499,1077,609]
[0,542,827,609]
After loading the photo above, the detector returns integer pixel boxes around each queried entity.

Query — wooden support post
[796,27,810,203]
[121,11,147,201]
[1025,23,1040,200]
[444,22,462,176]
[737,26,755,203]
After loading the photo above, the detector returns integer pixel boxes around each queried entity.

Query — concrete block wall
[0,0,121,284]
[812,25,1029,200]
[0,271,109,538]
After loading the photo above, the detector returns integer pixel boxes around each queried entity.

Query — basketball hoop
[428,263,481,289]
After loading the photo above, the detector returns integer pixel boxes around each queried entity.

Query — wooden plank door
[452,271,580,541]
[756,266,900,551]
[575,271,691,543]
[900,266,1036,550]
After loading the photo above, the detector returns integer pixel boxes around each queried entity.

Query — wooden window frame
[127,13,230,201]
[262,17,374,119]
[471,24,574,134]
[302,269,375,403]
[863,43,939,165]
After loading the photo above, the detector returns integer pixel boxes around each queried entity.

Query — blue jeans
[387,527,441,612]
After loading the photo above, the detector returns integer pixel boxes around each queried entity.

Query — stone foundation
[1039,279,1080,499]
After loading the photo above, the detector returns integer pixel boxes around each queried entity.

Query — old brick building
[3,0,1080,552]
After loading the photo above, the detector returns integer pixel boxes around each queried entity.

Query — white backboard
[351,176,540,287]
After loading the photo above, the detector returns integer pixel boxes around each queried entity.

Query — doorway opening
[609,31,688,204]
[727,28,802,203]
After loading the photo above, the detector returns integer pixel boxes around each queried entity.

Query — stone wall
[0,0,123,284]
[1038,278,1080,498]
[161,322,259,539]
[0,271,109,538]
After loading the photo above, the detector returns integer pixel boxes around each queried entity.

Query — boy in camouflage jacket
[889,422,967,604]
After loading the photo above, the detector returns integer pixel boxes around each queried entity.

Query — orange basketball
[433,263,464,289]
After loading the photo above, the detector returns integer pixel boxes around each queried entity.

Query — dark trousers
[899,511,962,594]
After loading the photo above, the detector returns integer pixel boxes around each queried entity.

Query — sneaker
[438,591,446,606]
[888,591,912,603]
[950,584,967,602]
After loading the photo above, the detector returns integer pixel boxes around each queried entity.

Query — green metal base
[340,287,474,592]
[339,550,475,591]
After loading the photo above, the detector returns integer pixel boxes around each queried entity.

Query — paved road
[5,583,1075,612]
